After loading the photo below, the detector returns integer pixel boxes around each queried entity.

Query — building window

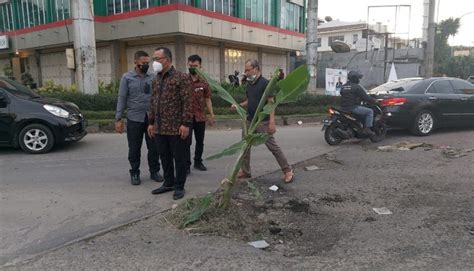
[328,36,344,46]
[353,34,358,44]
[280,1,304,33]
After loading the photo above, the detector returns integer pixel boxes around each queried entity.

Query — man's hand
[115,120,124,134]
[208,115,215,127]
[268,121,276,135]
[179,125,190,139]
[147,124,157,138]
[230,104,238,111]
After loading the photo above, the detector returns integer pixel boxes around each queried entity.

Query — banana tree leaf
[244,133,269,146]
[206,140,247,160]
[275,65,310,104]
[195,69,247,121]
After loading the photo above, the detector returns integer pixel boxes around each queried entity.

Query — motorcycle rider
[340,71,377,136]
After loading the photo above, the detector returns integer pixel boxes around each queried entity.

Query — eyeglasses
[152,56,167,62]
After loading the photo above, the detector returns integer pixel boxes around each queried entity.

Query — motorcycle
[322,103,387,145]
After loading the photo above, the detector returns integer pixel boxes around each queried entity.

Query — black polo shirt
[246,76,274,122]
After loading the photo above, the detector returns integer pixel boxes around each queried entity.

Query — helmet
[348,70,363,83]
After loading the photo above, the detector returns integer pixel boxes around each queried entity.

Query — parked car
[0,77,87,154]
[369,77,474,136]
[468,76,474,84]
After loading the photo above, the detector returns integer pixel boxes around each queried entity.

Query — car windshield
[370,79,422,94]
[0,78,41,99]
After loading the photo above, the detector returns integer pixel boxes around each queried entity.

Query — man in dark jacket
[147,47,193,200]
[340,70,377,136]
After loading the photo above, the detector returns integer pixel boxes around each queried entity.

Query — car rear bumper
[383,106,413,128]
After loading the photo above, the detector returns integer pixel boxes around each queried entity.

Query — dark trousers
[127,118,160,175]
[157,134,188,190]
[186,119,206,168]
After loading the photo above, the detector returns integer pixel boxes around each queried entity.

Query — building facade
[0,0,306,91]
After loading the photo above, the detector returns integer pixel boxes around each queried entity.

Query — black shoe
[194,163,207,171]
[130,174,141,185]
[151,185,174,195]
[150,172,164,182]
[186,168,191,175]
[363,127,376,137]
[173,189,185,200]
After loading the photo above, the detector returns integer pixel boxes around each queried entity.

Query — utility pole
[71,0,99,94]
[423,0,436,77]
[306,0,319,94]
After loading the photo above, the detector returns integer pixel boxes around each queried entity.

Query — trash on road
[373,207,393,215]
[171,204,178,210]
[248,240,270,249]
[297,120,303,125]
[325,153,343,164]
[305,165,321,171]
[269,185,279,192]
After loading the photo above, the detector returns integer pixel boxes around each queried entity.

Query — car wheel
[18,124,55,154]
[411,110,435,136]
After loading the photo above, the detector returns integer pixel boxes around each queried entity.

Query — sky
[318,0,474,46]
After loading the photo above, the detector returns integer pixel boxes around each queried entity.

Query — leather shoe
[151,186,174,195]
[150,172,164,182]
[173,189,185,200]
[194,163,207,171]
[130,174,141,185]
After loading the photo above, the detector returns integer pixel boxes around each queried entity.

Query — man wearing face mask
[185,54,215,174]
[231,59,294,184]
[115,51,163,185]
[148,47,193,200]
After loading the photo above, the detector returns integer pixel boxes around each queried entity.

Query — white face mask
[153,61,163,74]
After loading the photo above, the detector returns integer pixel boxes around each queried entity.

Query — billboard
[0,36,8,49]
[325,68,347,96]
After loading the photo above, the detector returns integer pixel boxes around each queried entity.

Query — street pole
[423,0,436,77]
[306,0,319,94]
[71,0,99,94]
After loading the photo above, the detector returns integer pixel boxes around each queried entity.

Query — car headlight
[43,105,70,119]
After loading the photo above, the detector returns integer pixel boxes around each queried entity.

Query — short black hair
[155,47,172,62]
[134,51,149,60]
[187,54,202,64]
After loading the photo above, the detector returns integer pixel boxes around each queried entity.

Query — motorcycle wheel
[324,123,343,145]
[369,121,387,143]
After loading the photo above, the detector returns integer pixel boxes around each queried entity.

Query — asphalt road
[3,127,473,270]
[0,125,336,266]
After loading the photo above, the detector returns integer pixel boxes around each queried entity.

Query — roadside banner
[325,68,347,96]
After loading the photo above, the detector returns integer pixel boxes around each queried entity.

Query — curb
[86,115,326,133]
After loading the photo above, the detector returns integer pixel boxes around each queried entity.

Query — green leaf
[181,194,213,228]
[206,140,247,160]
[276,65,310,104]
[195,69,247,121]
[244,133,269,146]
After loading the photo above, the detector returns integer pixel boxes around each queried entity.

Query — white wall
[318,30,363,52]
[96,46,113,84]
[262,53,287,79]
[40,52,72,87]
[185,44,220,81]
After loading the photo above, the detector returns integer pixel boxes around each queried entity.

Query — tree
[196,66,309,209]
[434,17,460,74]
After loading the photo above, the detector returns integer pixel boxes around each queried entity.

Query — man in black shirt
[231,59,294,183]
[340,70,377,136]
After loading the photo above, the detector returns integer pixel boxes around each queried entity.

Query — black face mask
[189,67,197,75]
[138,64,149,74]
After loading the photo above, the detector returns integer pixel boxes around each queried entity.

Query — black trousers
[157,134,188,190]
[126,118,160,175]
[186,119,206,168]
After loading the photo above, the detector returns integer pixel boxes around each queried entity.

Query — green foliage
[207,141,247,160]
[437,56,474,79]
[40,92,117,111]
[98,80,120,95]
[181,194,213,228]
[434,17,462,75]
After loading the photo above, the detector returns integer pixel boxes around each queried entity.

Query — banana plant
[196,65,310,208]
